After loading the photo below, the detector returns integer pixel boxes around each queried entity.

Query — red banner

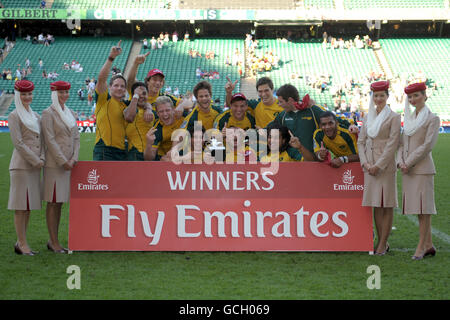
[68,162,373,252]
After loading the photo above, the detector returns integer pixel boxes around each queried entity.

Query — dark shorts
[93,139,127,161]
[127,147,144,161]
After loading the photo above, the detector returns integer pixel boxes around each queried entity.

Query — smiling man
[225,77,283,129]
[214,93,256,131]
[181,81,223,132]
[268,84,357,154]
[144,96,185,161]
[313,111,359,168]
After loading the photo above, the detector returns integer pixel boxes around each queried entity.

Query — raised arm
[225,76,238,108]
[123,85,147,123]
[126,51,150,93]
[96,40,123,94]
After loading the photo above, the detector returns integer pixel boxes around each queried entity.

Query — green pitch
[0,133,448,299]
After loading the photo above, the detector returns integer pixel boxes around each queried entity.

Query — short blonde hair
[154,96,174,110]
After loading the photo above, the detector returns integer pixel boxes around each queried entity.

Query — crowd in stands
[24,33,55,46]
[244,34,280,77]
[142,31,190,50]
[322,33,373,50]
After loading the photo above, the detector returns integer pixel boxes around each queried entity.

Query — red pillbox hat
[404,82,426,94]
[14,80,34,92]
[370,80,389,92]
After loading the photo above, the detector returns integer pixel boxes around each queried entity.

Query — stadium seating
[0,0,168,9]
[178,0,295,9]
[135,38,243,106]
[344,0,446,9]
[251,39,381,108]
[0,37,132,118]
[379,38,450,119]
[50,0,167,9]
[303,0,335,9]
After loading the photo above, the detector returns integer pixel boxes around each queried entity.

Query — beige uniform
[8,110,45,210]
[398,113,439,214]
[357,110,401,208]
[41,105,80,203]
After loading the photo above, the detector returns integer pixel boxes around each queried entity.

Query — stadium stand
[303,0,335,9]
[178,0,295,9]
[0,0,170,9]
[344,0,446,9]
[379,38,450,120]
[249,38,381,110]
[135,38,243,106]
[0,37,132,119]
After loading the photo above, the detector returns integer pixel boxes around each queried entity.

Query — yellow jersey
[313,126,358,157]
[94,89,128,150]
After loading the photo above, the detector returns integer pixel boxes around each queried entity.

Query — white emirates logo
[333,169,363,191]
[87,169,100,184]
[78,169,109,191]
[342,170,354,185]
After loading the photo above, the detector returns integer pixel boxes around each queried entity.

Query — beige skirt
[402,174,436,215]
[8,169,42,211]
[43,167,72,203]
[362,170,398,208]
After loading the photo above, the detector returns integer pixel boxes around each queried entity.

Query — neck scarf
[14,90,40,134]
[366,93,391,139]
[403,96,430,136]
[51,91,77,130]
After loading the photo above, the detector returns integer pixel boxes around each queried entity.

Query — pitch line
[394,209,450,245]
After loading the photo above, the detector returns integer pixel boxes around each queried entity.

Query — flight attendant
[41,81,80,253]
[398,82,440,260]
[357,80,401,255]
[8,80,44,255]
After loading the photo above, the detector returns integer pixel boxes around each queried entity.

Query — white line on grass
[390,248,450,253]
[395,209,450,244]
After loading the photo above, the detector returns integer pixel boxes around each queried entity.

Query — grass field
[0,132,448,300]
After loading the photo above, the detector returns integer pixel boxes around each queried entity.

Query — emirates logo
[87,169,100,185]
[342,170,354,185]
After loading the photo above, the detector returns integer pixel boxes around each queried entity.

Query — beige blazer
[398,112,440,175]
[8,109,45,170]
[358,109,401,173]
[41,105,80,168]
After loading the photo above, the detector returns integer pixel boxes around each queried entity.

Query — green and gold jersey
[259,147,304,162]
[125,107,155,153]
[152,117,185,158]
[247,98,283,129]
[269,105,352,153]
[313,126,358,157]
[181,103,223,132]
[213,109,256,131]
[94,89,128,150]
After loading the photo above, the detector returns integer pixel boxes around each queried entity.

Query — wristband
[108,56,115,62]
[339,156,349,163]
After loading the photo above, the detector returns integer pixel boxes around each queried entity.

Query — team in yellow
[94,42,359,165]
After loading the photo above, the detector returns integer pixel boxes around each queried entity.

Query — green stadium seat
[0,37,132,117]
[379,38,450,119]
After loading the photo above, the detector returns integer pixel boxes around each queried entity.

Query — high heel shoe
[47,242,68,254]
[14,243,37,256]
[424,246,436,257]
[411,253,424,260]
[375,244,390,256]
